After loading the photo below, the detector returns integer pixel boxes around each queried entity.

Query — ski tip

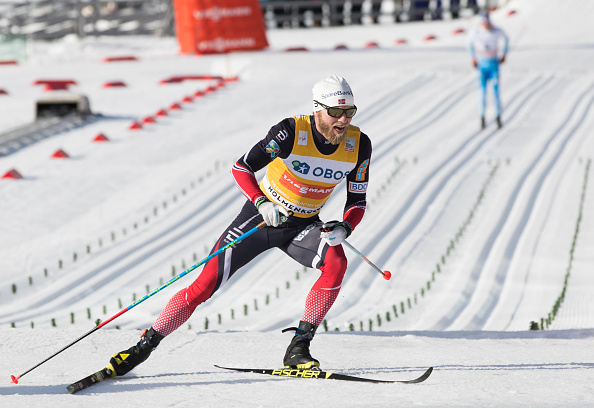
[421,367,434,379]
[397,366,434,384]
[10,375,19,384]
[423,367,434,376]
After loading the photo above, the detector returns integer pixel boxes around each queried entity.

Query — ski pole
[10,220,268,384]
[342,240,392,280]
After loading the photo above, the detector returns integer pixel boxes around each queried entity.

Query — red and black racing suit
[150,115,372,335]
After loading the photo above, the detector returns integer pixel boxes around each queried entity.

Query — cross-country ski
[215,365,433,384]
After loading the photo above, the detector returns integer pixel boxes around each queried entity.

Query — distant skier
[106,75,372,376]
[466,13,509,130]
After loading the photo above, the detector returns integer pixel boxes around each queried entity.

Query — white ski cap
[478,13,490,25]
[312,75,354,112]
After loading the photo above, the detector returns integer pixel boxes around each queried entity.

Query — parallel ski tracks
[0,180,244,324]
[433,78,594,331]
[453,78,594,331]
[330,74,554,310]
[6,72,591,335]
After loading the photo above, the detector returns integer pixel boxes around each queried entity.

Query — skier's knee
[186,277,217,309]
[320,249,347,281]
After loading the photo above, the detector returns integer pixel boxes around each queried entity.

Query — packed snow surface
[1,1,593,406]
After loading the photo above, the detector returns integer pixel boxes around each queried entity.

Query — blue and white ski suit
[466,25,509,117]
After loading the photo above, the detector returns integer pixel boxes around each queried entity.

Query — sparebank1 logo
[292,160,310,175]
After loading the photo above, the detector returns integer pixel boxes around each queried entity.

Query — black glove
[320,220,352,237]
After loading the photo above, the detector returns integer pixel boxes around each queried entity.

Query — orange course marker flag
[173,0,268,54]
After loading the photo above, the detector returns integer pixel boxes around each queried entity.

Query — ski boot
[107,328,164,376]
[480,116,486,130]
[496,116,502,129]
[282,321,320,370]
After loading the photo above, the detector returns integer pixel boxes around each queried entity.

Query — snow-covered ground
[1,0,594,406]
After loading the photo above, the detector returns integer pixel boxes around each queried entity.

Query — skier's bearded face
[314,107,353,145]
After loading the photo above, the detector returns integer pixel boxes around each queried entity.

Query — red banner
[173,0,269,54]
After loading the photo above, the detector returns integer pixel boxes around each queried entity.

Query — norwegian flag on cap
[312,75,354,112]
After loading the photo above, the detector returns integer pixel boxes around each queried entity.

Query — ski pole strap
[254,196,269,209]
[319,220,352,238]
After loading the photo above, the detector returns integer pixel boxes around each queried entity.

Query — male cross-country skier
[466,13,509,130]
[106,75,372,376]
